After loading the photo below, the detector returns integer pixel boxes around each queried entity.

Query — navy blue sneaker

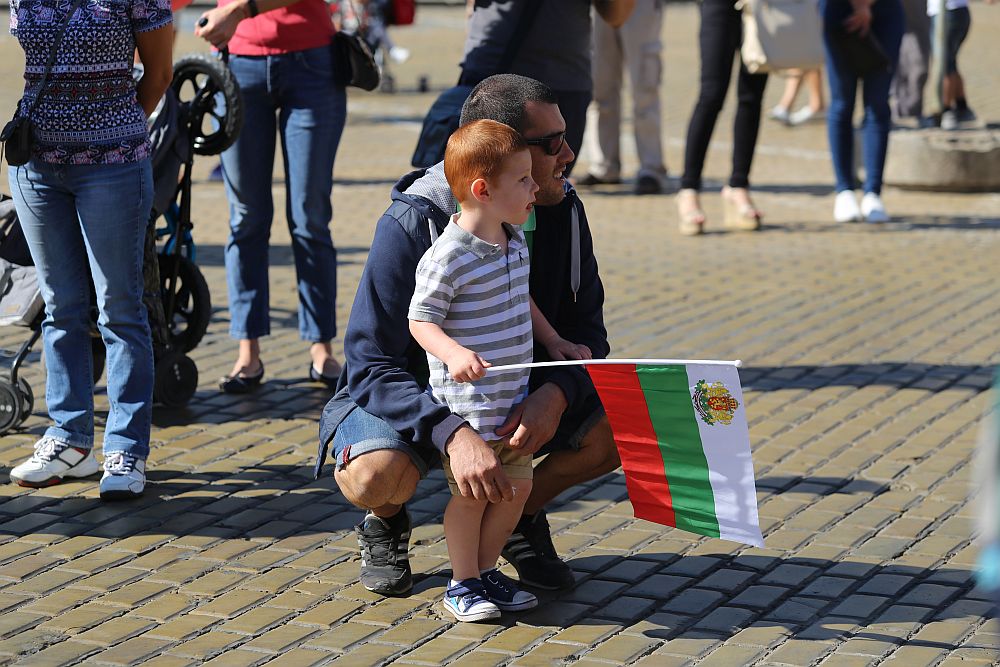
[481,568,537,611]
[443,579,500,622]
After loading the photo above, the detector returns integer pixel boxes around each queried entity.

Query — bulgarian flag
[492,359,764,547]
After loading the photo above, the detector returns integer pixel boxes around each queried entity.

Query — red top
[223,0,334,56]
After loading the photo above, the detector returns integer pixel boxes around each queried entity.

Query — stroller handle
[196,17,230,63]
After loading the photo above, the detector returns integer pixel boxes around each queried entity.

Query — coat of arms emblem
[692,379,740,426]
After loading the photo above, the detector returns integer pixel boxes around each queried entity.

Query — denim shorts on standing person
[8,160,155,458]
[821,0,905,195]
[220,45,347,342]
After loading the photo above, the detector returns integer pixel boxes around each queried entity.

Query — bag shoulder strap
[21,0,87,118]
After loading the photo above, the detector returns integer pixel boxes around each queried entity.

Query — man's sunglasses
[524,131,566,156]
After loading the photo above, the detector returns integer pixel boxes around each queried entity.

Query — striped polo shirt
[408,215,533,438]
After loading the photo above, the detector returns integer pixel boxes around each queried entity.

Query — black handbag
[0,196,33,267]
[1,0,85,168]
[830,26,890,76]
[332,0,380,91]
[333,30,381,91]
[410,0,546,168]
[0,111,34,168]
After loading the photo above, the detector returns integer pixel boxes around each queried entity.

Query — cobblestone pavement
[0,4,998,665]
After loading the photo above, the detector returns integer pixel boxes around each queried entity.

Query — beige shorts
[442,437,533,496]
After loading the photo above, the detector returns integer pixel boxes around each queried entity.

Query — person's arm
[195,0,303,48]
[530,297,592,361]
[134,26,173,116]
[594,0,635,28]
[351,210,511,502]
[409,321,491,383]
[531,198,610,406]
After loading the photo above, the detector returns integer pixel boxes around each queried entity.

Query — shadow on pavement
[742,362,995,392]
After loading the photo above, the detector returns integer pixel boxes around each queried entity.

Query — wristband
[246,0,259,17]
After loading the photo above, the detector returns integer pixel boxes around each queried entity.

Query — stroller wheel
[154,351,199,408]
[172,54,244,156]
[0,380,21,435]
[158,253,211,353]
[15,378,33,427]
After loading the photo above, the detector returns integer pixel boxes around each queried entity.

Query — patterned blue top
[10,0,172,165]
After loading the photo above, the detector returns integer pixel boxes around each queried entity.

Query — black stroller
[0,53,243,433]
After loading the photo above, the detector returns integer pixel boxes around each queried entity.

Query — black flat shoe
[308,362,340,390]
[219,362,264,394]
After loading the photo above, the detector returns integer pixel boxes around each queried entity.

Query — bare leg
[230,338,261,377]
[334,449,420,516]
[777,69,804,110]
[523,417,620,516]
[804,68,826,112]
[478,479,531,571]
[445,494,488,580]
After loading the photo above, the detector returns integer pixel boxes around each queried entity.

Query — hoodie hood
[390,162,457,225]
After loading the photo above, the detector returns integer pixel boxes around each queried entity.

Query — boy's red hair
[444,119,528,204]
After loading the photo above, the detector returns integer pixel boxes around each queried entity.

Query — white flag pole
[487,358,743,372]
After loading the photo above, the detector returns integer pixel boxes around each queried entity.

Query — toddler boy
[408,119,585,621]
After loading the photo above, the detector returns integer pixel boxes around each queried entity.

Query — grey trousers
[584,0,667,181]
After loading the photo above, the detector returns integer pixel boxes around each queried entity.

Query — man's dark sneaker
[634,174,664,196]
[501,510,575,590]
[356,507,413,595]
[576,173,621,187]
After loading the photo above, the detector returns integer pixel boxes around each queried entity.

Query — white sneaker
[860,192,889,223]
[9,437,99,487]
[789,106,824,126]
[834,190,862,223]
[768,105,790,124]
[389,46,410,64]
[99,452,146,500]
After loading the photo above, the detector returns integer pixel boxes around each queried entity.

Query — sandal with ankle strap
[721,186,762,231]
[676,189,706,236]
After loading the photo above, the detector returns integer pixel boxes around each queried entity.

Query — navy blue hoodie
[316,164,608,477]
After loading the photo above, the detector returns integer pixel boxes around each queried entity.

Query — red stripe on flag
[587,364,677,527]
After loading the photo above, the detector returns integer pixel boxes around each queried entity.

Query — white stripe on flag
[685,363,764,548]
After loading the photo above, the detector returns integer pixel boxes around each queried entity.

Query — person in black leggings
[677,0,768,236]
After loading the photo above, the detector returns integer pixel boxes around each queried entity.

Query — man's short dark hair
[459,74,558,134]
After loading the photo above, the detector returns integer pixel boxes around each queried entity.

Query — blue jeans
[822,0,905,194]
[221,46,347,341]
[8,160,154,457]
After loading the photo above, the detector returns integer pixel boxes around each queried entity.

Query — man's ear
[471,177,490,202]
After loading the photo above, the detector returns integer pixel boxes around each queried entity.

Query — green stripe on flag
[637,365,721,538]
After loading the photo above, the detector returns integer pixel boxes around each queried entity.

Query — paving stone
[167,632,246,660]
[660,588,726,616]
[326,642,405,665]
[88,637,174,665]
[240,623,318,653]
[579,634,659,663]
[372,618,448,650]
[766,639,837,665]
[303,623,383,652]
[71,616,154,646]
[145,614,219,641]
[393,636,476,664]
[39,604,124,634]
[10,639,102,665]
[478,625,551,655]
[508,641,581,666]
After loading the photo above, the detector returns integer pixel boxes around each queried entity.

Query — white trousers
[584,0,666,180]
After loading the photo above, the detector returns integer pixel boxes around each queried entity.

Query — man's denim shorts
[332,389,605,478]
